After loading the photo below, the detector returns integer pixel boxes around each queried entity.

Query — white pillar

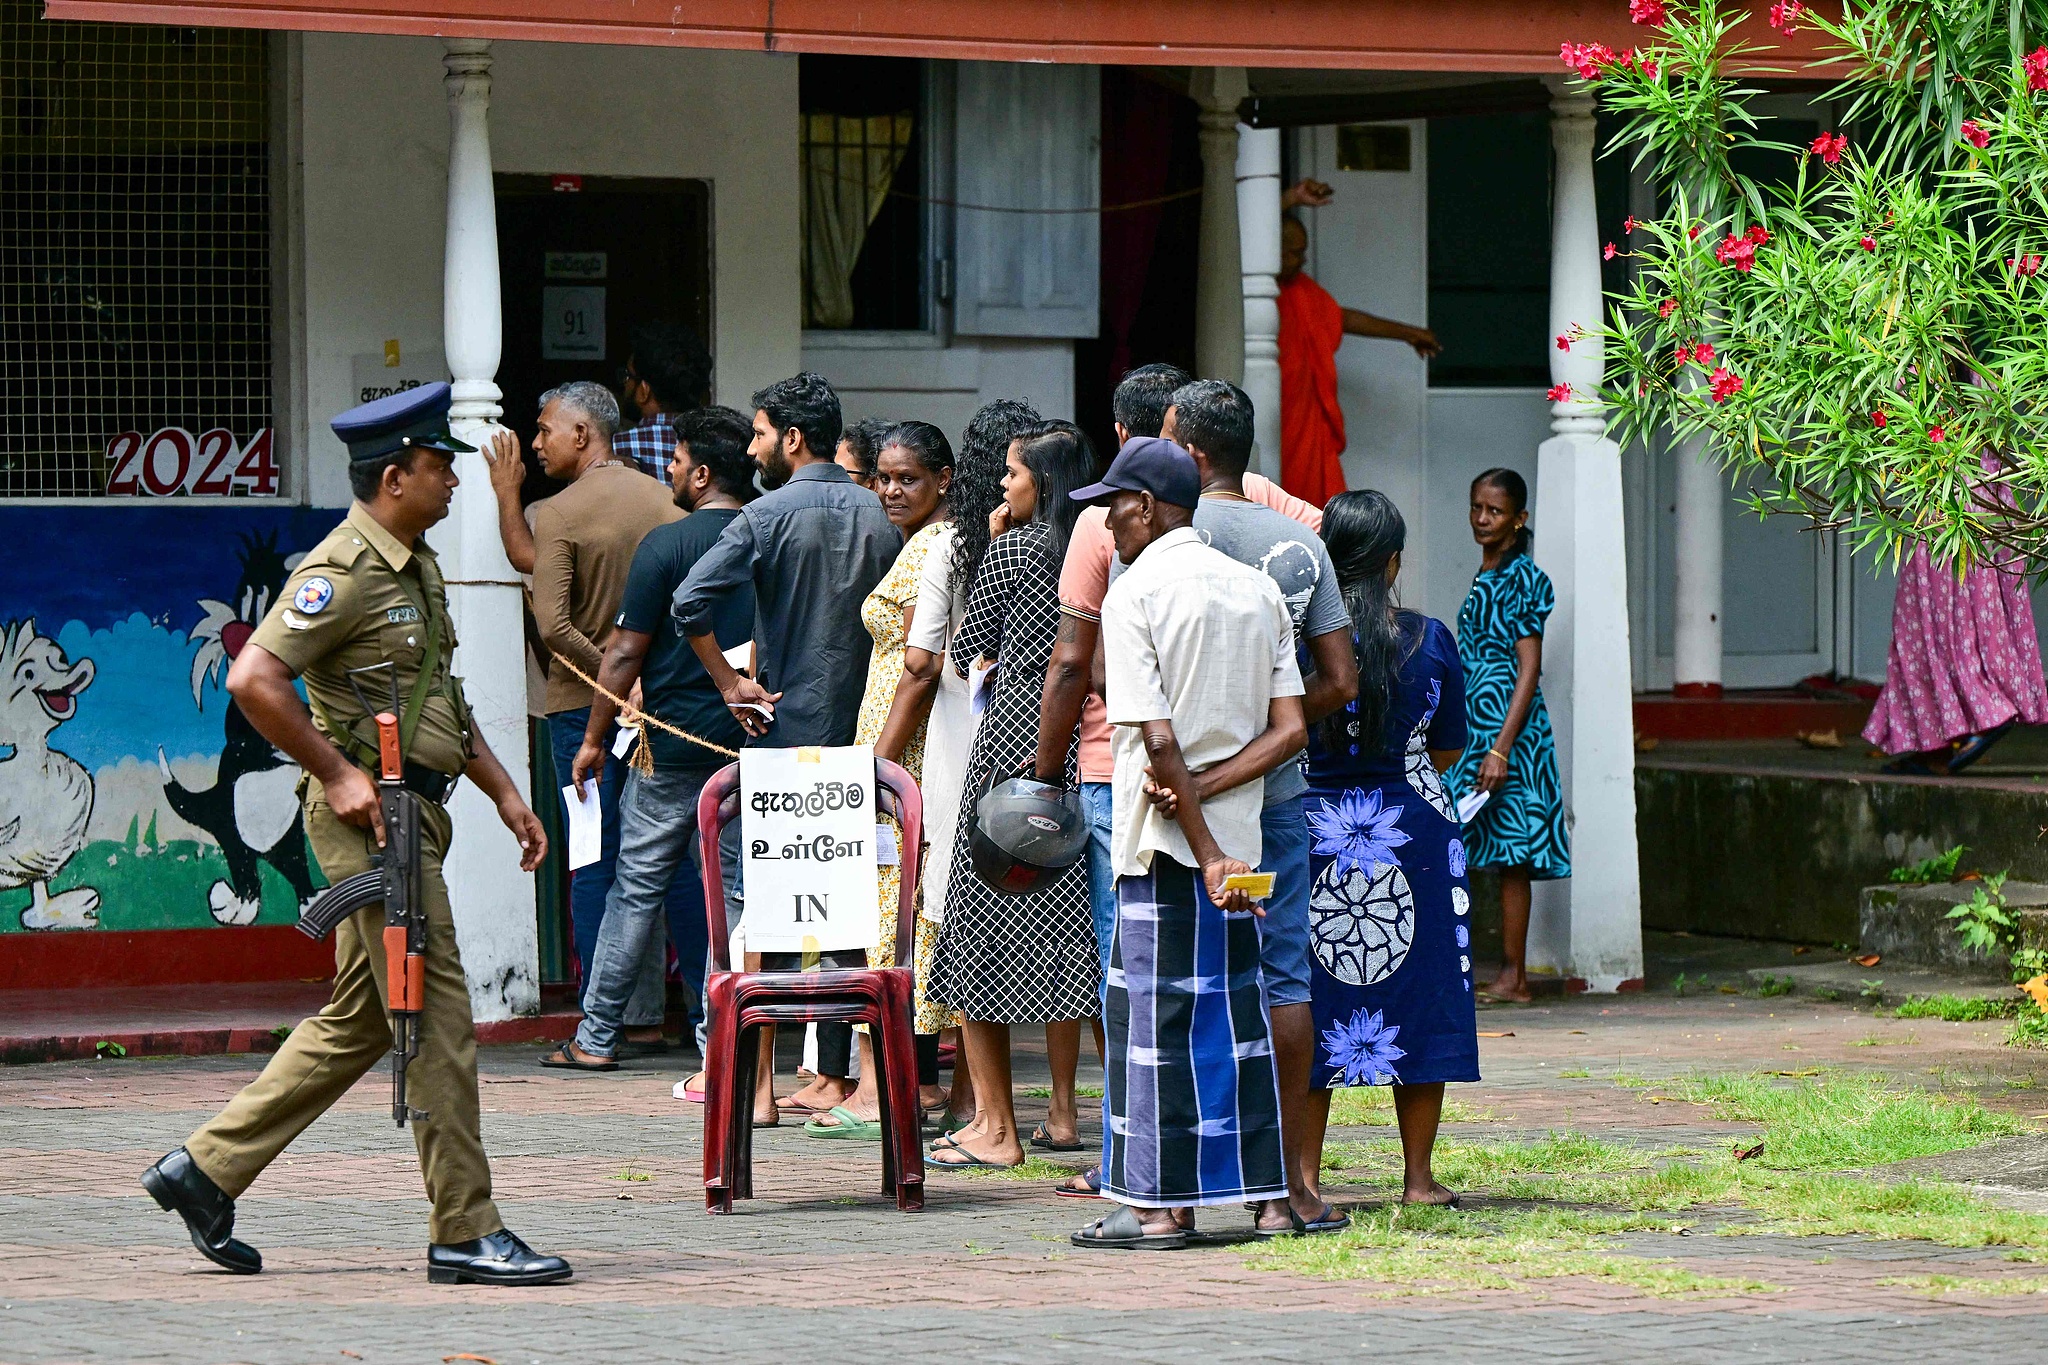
[437,38,539,1022]
[1528,76,1644,992]
[1236,123,1283,484]
[1191,67,1249,386]
[1672,431,1724,696]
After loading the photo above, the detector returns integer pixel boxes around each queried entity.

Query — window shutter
[953,61,1100,338]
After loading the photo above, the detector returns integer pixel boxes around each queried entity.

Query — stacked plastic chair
[695,758,926,1212]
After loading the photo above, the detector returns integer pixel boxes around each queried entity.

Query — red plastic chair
[696,757,926,1213]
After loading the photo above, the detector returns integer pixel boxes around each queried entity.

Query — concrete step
[1860,879,2048,973]
[1743,958,2014,1006]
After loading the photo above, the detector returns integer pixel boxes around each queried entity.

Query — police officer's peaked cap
[331,381,478,463]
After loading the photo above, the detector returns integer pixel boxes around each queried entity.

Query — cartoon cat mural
[157,531,319,926]
[0,620,100,929]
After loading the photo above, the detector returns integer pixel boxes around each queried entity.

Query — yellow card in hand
[1222,871,1275,900]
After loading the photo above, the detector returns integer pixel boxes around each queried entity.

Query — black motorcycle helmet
[969,766,1089,896]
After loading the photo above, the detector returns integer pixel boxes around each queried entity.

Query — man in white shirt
[1069,437,1308,1251]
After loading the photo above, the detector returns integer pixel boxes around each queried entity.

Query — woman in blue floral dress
[1443,467,1570,1004]
[1300,490,1476,1214]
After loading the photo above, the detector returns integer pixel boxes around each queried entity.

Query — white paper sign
[542,285,606,360]
[612,724,639,758]
[562,783,603,870]
[737,745,880,952]
[969,659,998,718]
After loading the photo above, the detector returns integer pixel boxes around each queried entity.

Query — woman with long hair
[1441,467,1568,1004]
[1297,489,1477,1220]
[801,419,957,1138]
[924,421,1101,1169]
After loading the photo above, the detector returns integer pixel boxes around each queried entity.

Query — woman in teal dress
[1444,468,1569,1004]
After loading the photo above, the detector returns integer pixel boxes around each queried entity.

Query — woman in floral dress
[802,421,954,1138]
[1300,490,1476,1213]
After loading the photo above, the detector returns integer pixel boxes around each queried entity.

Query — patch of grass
[611,1164,653,1183]
[1558,1067,1591,1079]
[1652,1069,2024,1170]
[2008,1008,2048,1050]
[1017,1085,1105,1099]
[1812,986,1844,1002]
[1895,994,2018,1022]
[1751,975,1797,998]
[1890,845,1967,884]
[1849,1033,1917,1046]
[1327,1087,1493,1127]
[930,1154,1081,1182]
[1877,1273,2048,1296]
[1243,1201,1775,1299]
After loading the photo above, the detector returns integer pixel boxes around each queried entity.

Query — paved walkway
[6,942,2048,1363]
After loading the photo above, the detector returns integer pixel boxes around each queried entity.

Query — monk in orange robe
[1278,178,1440,507]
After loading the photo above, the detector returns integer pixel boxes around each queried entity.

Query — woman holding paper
[1297,490,1478,1214]
[1441,468,1569,1005]
[923,422,1101,1170]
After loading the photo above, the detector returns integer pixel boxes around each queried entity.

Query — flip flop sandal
[1291,1203,1353,1235]
[538,1047,618,1072]
[924,1110,976,1136]
[1030,1122,1087,1152]
[1070,1205,1187,1251]
[1947,721,2016,775]
[776,1096,834,1116]
[1053,1166,1104,1200]
[803,1106,884,1141]
[926,1135,1021,1171]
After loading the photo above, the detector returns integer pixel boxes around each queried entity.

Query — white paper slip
[722,640,754,673]
[561,782,603,870]
[1456,789,1491,824]
[969,660,998,717]
[876,823,901,866]
[611,724,639,758]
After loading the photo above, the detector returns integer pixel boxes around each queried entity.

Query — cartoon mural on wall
[0,506,344,934]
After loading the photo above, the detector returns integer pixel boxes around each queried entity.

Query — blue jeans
[577,765,728,1059]
[1256,797,1314,1008]
[548,709,695,1030]
[1081,782,1117,991]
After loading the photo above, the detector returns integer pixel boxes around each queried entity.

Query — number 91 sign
[104,427,280,497]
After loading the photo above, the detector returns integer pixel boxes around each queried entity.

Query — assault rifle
[296,705,430,1128]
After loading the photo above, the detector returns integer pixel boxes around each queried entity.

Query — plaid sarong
[1101,857,1287,1209]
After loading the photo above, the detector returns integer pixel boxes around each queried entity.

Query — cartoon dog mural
[0,620,100,930]
[158,532,318,926]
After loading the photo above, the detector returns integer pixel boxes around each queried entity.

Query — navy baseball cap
[1070,436,1200,510]
[330,381,476,463]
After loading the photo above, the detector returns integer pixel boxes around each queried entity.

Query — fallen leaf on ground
[1852,954,1882,967]
[1735,1140,1766,1161]
[443,1357,499,1364]
[1793,946,1811,955]
[1718,984,1741,994]
[1568,1029,1587,1035]
[1477,1030,1515,1038]
[1796,729,1842,749]
[2021,975,2048,1010]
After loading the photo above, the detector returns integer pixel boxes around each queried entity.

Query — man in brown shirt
[526,380,687,1035]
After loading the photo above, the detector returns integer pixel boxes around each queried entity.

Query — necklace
[1201,489,1253,503]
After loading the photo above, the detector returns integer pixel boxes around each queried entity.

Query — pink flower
[1658,298,1679,317]
[1547,383,1573,402]
[1557,333,1574,351]
[1860,235,1877,252]
[1687,223,1704,241]
[1714,234,1758,272]
[2027,46,2048,94]
[1961,119,1990,149]
[1674,343,1694,365]
[1629,0,1666,25]
[1769,0,1804,32]
[1641,58,1660,80]
[1624,215,1640,233]
[1559,41,1620,80]
[2014,254,2043,277]
[1928,426,1946,443]
[1692,341,1716,365]
[1872,410,1888,428]
[1604,241,1619,260]
[1745,224,1771,246]
[1810,132,1849,164]
[1709,367,1744,403]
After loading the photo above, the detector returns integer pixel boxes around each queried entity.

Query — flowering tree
[1567,0,2048,568]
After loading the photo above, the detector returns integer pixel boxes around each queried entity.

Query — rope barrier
[547,651,740,775]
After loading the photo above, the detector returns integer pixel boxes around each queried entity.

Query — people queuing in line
[1444,468,1570,1005]
[501,351,1508,1236]
[614,322,715,479]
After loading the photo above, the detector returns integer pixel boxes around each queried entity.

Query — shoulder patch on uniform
[293,577,336,614]
[280,609,310,631]
[386,605,423,624]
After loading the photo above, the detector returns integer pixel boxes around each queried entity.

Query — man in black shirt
[543,406,757,1077]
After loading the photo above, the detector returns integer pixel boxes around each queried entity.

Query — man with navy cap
[139,382,572,1286]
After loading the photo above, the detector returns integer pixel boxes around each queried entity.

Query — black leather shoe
[140,1147,261,1275]
[427,1228,572,1286]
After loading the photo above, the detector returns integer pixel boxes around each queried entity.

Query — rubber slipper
[803,1105,884,1141]
[1053,1166,1103,1200]
[1029,1122,1086,1152]
[924,1110,975,1136]
[1070,1205,1187,1250]
[926,1135,1021,1171]
[674,1080,706,1103]
[538,1047,617,1072]
[1291,1202,1353,1235]
[776,1095,833,1116]
[1947,721,2016,776]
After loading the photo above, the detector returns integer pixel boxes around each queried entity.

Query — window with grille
[1,5,274,498]
[799,55,928,332]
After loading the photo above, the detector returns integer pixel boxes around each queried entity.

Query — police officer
[140,383,571,1286]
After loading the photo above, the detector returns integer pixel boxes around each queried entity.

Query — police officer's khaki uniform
[184,503,501,1245]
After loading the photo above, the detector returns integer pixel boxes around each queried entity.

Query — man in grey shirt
[1108,379,1358,1227]
[670,371,899,1119]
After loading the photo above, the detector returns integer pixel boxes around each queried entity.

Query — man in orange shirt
[1278,178,1441,507]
